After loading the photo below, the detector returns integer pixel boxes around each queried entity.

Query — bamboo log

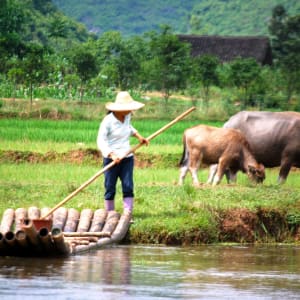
[41,207,52,220]
[15,208,28,232]
[62,231,111,238]
[110,212,132,242]
[90,209,107,232]
[4,231,16,247]
[52,207,68,230]
[101,211,120,235]
[69,240,90,245]
[0,232,8,255]
[0,208,15,233]
[22,219,41,249]
[63,208,80,232]
[28,206,40,220]
[51,227,70,255]
[38,227,55,253]
[15,230,29,248]
[77,209,93,232]
[73,242,98,253]
[0,232,5,249]
[65,236,98,241]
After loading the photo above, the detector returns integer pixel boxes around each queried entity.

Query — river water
[0,244,299,299]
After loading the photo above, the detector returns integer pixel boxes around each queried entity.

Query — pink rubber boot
[123,197,133,214]
[104,200,114,211]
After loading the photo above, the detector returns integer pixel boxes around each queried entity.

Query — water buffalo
[210,111,300,184]
[178,125,265,186]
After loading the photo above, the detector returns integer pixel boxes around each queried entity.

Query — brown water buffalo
[178,125,265,186]
[210,111,300,184]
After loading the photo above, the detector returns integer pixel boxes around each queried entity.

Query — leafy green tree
[95,31,144,90]
[145,25,191,102]
[191,54,219,105]
[48,15,68,47]
[21,43,50,106]
[0,0,27,70]
[70,46,98,102]
[229,58,261,108]
[7,56,25,100]
[268,5,300,102]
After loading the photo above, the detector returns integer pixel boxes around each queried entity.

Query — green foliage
[190,0,300,36]
[0,1,299,110]
[52,0,300,37]
[268,5,300,101]
[70,46,98,102]
[228,58,262,107]
[146,26,191,101]
[191,54,220,104]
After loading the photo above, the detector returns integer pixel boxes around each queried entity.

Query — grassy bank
[1,161,300,244]
[1,113,300,244]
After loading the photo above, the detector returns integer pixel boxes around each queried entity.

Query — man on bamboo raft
[97,91,148,215]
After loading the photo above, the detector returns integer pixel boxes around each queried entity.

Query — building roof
[178,35,273,65]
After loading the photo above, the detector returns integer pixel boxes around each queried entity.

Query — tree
[229,58,261,108]
[48,15,68,47]
[0,0,27,71]
[7,55,24,100]
[146,25,191,102]
[268,5,300,102]
[21,43,49,106]
[70,46,98,103]
[192,54,219,106]
[95,31,144,90]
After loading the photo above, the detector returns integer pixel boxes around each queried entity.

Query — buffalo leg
[227,169,237,183]
[212,157,228,185]
[207,164,217,184]
[278,160,292,184]
[189,151,202,186]
[178,165,189,185]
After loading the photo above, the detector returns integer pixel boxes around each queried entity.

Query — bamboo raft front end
[0,207,132,257]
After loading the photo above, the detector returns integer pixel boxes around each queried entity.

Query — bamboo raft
[0,207,132,257]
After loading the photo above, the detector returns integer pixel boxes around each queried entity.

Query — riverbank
[1,149,300,245]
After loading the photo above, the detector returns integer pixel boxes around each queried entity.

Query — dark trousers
[103,156,134,200]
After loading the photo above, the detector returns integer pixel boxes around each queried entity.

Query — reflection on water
[0,245,300,299]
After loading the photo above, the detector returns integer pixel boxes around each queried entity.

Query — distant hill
[52,0,300,37]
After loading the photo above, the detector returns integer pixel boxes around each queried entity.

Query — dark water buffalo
[178,125,265,186]
[210,111,300,184]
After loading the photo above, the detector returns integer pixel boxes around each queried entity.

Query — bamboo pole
[40,207,52,220]
[62,232,111,237]
[40,106,196,220]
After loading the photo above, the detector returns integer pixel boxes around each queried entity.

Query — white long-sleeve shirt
[97,113,137,158]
